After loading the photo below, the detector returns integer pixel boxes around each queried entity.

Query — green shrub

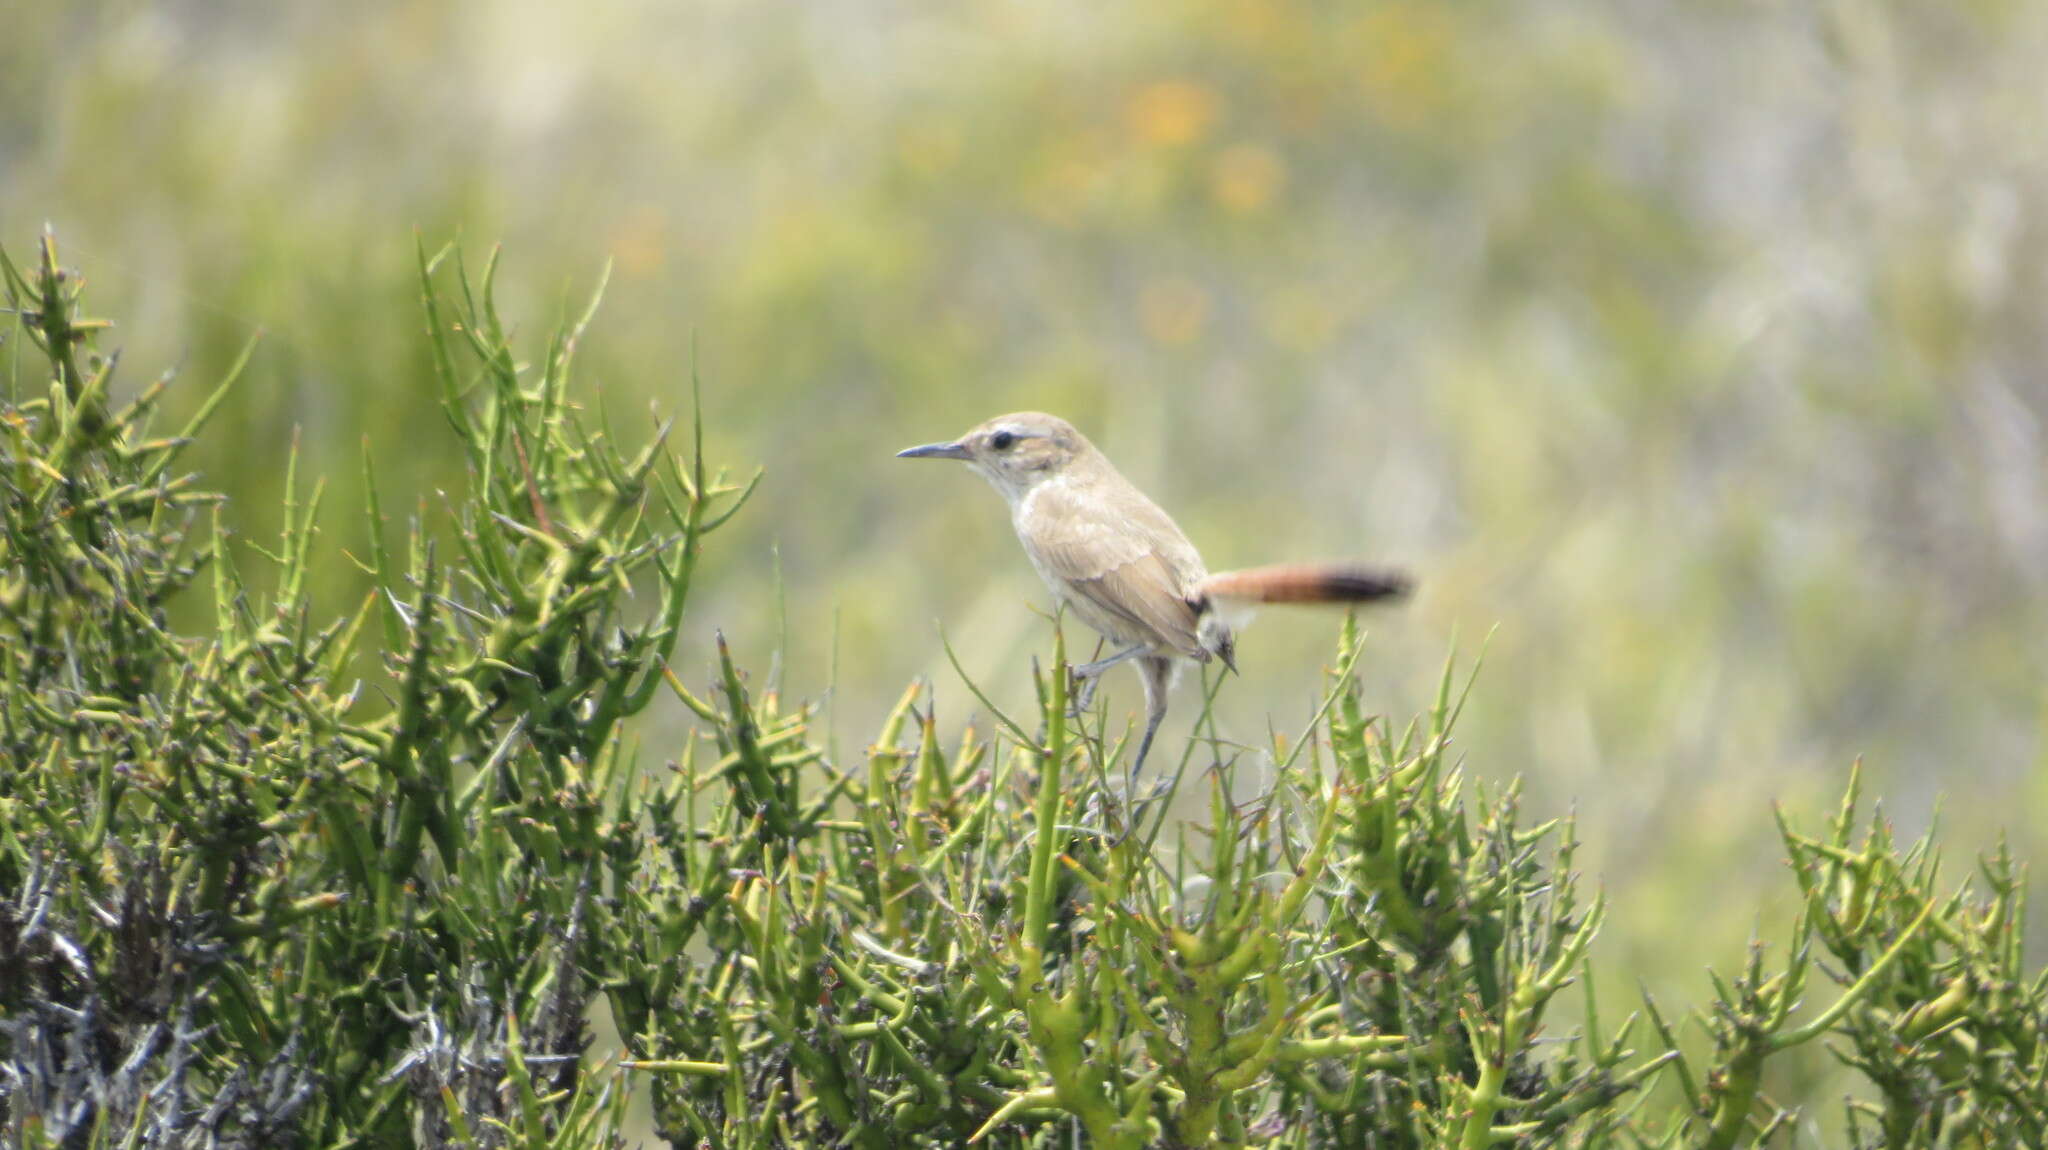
[2,236,2042,1148]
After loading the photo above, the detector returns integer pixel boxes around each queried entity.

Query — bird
[897,412,1410,791]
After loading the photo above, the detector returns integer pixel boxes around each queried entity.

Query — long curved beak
[895,441,971,460]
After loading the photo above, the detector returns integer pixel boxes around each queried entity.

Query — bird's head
[896,412,1091,502]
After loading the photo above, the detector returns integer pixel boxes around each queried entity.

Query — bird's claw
[1066,669,1099,717]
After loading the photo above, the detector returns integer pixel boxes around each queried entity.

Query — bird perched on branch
[898,412,1409,790]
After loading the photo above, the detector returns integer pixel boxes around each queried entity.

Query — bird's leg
[1128,655,1173,803]
[1068,644,1146,714]
[1073,644,1148,680]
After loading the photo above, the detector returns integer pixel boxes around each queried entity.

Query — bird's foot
[1108,778,1166,848]
[1081,787,1111,831]
[1066,670,1099,718]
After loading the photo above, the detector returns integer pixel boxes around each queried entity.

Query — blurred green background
[6,0,2045,1094]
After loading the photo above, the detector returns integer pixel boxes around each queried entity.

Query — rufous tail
[1196,563,1412,605]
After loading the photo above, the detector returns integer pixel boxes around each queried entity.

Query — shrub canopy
[1,239,2042,1148]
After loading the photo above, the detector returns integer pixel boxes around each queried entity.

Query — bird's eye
[989,431,1016,450]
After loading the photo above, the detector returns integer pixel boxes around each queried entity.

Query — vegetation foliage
[9,2,2048,1092]
[2,242,2043,1147]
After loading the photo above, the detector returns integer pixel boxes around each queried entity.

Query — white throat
[972,462,1055,510]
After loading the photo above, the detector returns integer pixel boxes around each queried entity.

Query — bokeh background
[7,0,2047,1130]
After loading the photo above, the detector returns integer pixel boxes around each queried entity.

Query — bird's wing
[1021,483,1206,657]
